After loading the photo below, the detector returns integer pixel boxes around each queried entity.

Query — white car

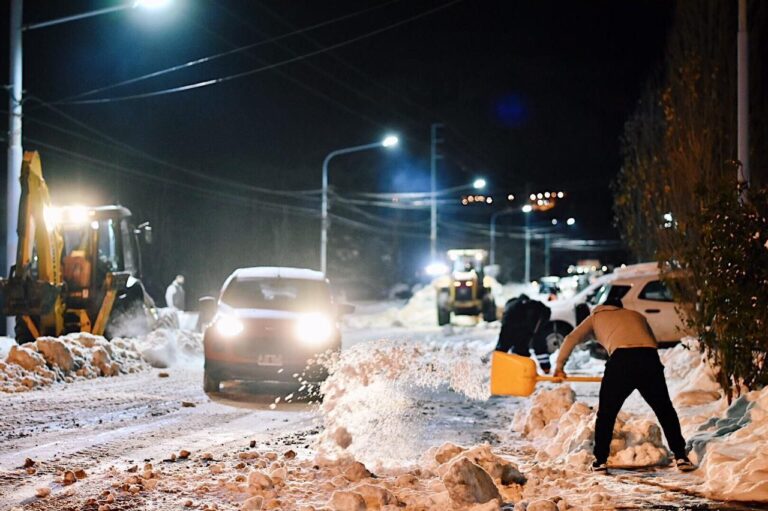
[540,263,691,353]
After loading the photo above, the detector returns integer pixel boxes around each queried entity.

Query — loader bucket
[490,351,538,397]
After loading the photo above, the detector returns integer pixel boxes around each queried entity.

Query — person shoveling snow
[554,297,695,473]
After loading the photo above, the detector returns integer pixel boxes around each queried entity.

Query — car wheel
[539,322,572,354]
[203,368,220,393]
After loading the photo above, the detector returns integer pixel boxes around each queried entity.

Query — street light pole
[524,211,531,282]
[489,208,515,266]
[6,0,23,336]
[321,136,398,275]
[429,123,443,262]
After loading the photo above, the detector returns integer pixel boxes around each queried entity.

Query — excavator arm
[0,151,65,337]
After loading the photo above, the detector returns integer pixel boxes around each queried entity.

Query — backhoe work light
[215,315,244,337]
[295,313,333,346]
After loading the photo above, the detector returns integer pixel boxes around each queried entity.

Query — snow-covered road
[1,323,765,510]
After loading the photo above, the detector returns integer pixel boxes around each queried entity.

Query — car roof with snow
[229,267,326,281]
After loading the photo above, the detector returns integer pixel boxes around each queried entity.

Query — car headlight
[215,315,244,337]
[295,313,334,346]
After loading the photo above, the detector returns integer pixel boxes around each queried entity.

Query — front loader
[0,151,156,342]
[433,249,497,326]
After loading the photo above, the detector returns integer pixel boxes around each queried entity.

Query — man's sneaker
[675,457,695,472]
[591,461,608,473]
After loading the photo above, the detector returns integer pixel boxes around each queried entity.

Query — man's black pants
[594,347,687,464]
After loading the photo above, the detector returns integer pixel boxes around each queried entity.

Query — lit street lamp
[523,206,532,282]
[5,0,173,334]
[321,135,399,274]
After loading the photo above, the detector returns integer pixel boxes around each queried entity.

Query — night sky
[2,0,673,302]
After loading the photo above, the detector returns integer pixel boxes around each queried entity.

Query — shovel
[490,351,602,397]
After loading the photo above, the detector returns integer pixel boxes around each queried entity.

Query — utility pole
[737,0,749,202]
[429,123,444,262]
[6,0,23,336]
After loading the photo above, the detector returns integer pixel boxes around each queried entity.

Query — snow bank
[317,338,493,469]
[0,336,15,359]
[346,278,506,329]
[511,338,768,502]
[512,385,669,468]
[0,333,144,392]
[689,387,768,501]
[344,285,439,329]
[660,338,722,407]
[0,326,202,392]
[128,328,203,368]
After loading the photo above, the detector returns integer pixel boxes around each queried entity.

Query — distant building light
[566,217,576,226]
[557,191,564,198]
[529,193,536,201]
[522,205,533,213]
[507,194,515,201]
[551,219,558,225]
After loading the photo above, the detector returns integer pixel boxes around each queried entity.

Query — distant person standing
[495,294,552,373]
[165,275,186,311]
[554,297,694,473]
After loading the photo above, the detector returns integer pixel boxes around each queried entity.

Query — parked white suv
[540,263,691,354]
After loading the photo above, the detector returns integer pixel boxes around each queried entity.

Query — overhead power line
[56,0,464,105]
[53,0,402,104]
[26,95,322,198]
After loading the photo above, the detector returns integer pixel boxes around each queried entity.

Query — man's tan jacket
[555,305,658,371]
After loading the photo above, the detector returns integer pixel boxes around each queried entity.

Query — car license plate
[257,354,283,366]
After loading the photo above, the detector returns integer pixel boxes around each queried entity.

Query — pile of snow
[512,385,669,469]
[346,277,506,330]
[317,338,493,469]
[128,328,203,368]
[511,338,768,502]
[692,387,768,501]
[0,333,145,392]
[660,338,722,407]
[72,441,532,511]
[0,336,16,359]
[0,327,202,392]
[344,285,439,329]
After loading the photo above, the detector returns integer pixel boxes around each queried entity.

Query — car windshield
[221,278,331,311]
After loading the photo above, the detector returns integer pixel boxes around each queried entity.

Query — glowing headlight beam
[295,313,333,346]
[215,315,244,337]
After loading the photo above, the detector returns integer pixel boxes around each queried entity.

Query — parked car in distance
[199,267,354,393]
[540,263,692,356]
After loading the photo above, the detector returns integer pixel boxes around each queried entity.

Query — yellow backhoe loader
[0,151,156,342]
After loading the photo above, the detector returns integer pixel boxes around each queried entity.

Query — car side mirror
[336,303,355,316]
[198,296,217,326]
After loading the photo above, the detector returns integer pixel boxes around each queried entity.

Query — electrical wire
[26,95,323,198]
[55,0,464,105]
[52,0,403,104]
